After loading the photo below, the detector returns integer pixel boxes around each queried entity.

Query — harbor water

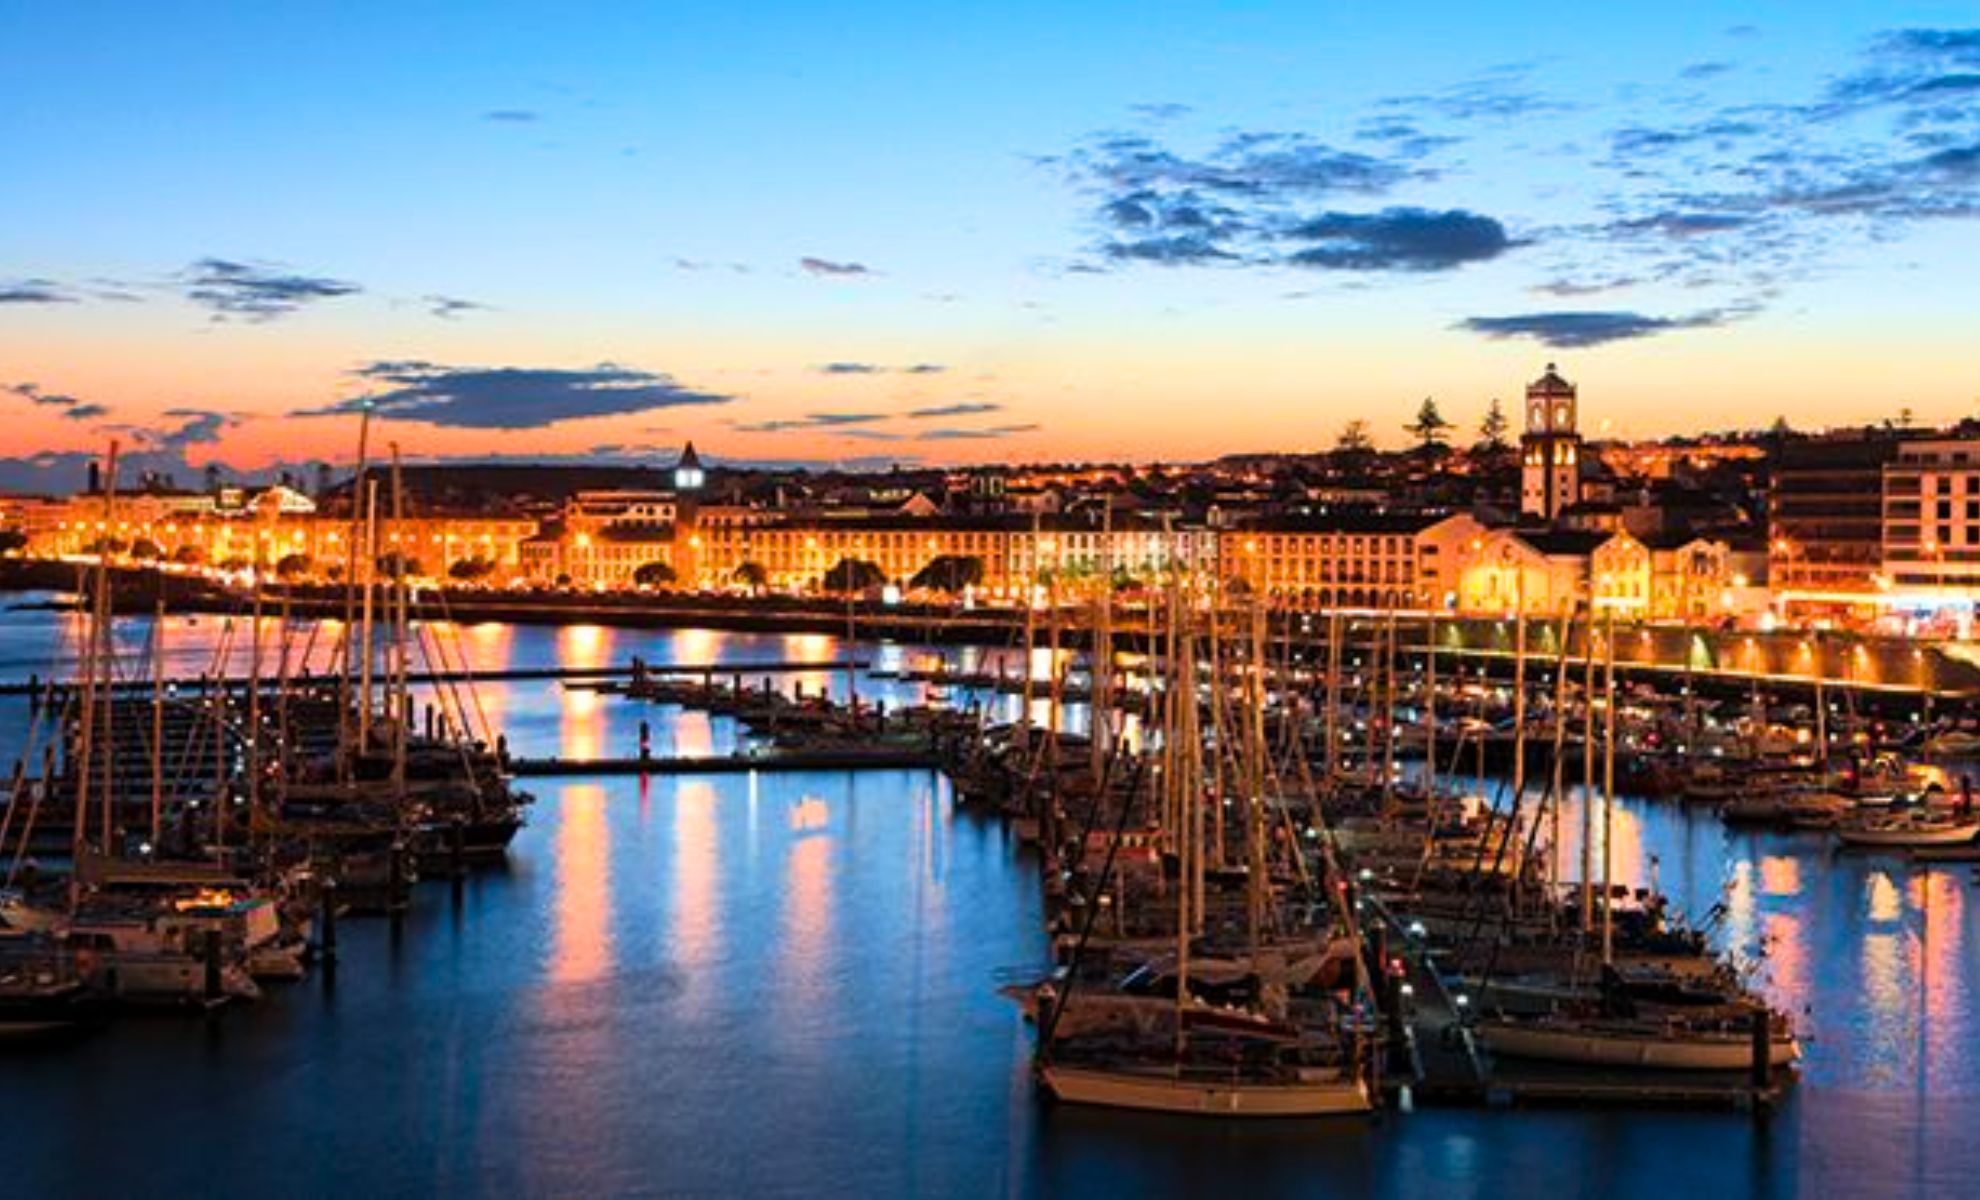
[1,600,1976,1198]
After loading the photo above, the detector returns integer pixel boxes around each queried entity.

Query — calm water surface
[0,598,1974,1199]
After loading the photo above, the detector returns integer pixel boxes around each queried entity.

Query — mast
[1090,500,1113,781]
[248,583,264,850]
[1601,607,1618,964]
[150,595,165,849]
[1423,608,1437,801]
[1322,608,1342,789]
[95,440,121,860]
[1018,513,1038,756]
[1579,603,1597,935]
[338,403,373,781]
[390,445,410,795]
[358,477,380,752]
[1507,577,1528,885]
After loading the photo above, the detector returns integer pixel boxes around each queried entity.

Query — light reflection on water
[1,600,1978,1196]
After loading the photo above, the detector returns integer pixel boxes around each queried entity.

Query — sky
[1,2,1977,488]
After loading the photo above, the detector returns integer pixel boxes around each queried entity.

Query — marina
[3,591,1978,1195]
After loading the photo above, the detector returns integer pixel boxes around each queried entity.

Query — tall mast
[338,403,373,780]
[247,578,265,849]
[150,595,165,849]
[1600,607,1618,964]
[1507,580,1529,886]
[1322,609,1342,789]
[1018,513,1038,756]
[96,441,121,859]
[357,478,380,752]
[1423,608,1437,801]
[390,445,410,794]
[1090,500,1113,781]
[1579,603,1597,936]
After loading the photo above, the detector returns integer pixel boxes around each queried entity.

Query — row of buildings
[0,373,1759,622]
[5,367,1973,628]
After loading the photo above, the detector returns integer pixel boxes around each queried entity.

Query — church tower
[1520,364,1582,522]
[672,441,704,493]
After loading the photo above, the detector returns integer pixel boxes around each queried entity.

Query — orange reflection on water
[778,793,835,1010]
[673,710,715,758]
[463,620,515,672]
[550,783,613,984]
[561,685,604,761]
[673,627,722,666]
[557,624,611,671]
[672,780,722,1014]
[1758,855,1802,898]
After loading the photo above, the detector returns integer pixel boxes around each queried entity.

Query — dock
[507,749,943,776]
[0,659,872,697]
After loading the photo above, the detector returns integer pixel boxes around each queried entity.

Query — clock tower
[1520,364,1582,522]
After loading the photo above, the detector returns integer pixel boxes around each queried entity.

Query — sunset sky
[2,2,1976,487]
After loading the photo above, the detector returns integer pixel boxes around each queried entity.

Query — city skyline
[3,3,1977,488]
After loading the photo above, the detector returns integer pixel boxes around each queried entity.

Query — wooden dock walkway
[507,749,942,776]
[0,660,871,697]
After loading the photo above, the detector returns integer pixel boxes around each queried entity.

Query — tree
[821,557,885,593]
[171,544,204,565]
[128,537,163,561]
[1477,398,1510,451]
[1335,420,1373,454]
[217,555,252,572]
[448,557,494,581]
[0,529,29,555]
[632,561,677,588]
[375,551,422,579]
[909,555,984,593]
[1405,397,1453,451]
[732,561,768,590]
[82,536,129,556]
[275,553,314,579]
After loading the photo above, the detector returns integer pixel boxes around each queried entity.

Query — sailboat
[1034,583,1372,1117]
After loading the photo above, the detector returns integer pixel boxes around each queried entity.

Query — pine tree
[1405,397,1453,451]
[1478,397,1509,451]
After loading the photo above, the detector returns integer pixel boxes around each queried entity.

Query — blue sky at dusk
[1,2,1976,486]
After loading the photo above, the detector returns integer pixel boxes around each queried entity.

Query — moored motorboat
[1477,1011,1799,1071]
[1038,1060,1371,1117]
[1835,812,1980,849]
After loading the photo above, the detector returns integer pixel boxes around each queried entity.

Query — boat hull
[1478,1020,1798,1070]
[1038,1064,1371,1117]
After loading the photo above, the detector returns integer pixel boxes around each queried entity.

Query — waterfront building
[1769,430,1902,600]
[1220,512,1487,610]
[1880,438,1980,619]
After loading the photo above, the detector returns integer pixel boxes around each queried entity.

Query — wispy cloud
[0,278,74,304]
[297,361,734,429]
[7,381,110,421]
[733,411,890,433]
[916,423,1040,441]
[799,256,872,277]
[813,361,947,376]
[181,257,359,321]
[425,294,488,319]
[1456,309,1732,348]
[906,402,1003,419]
[482,109,540,122]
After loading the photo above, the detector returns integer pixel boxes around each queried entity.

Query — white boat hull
[1836,822,1980,848]
[1479,1020,1798,1071]
[1039,1064,1371,1116]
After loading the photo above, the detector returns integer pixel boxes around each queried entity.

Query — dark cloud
[1680,62,1735,81]
[155,408,235,446]
[8,381,109,421]
[734,412,888,433]
[1128,102,1193,122]
[181,257,359,320]
[0,278,73,304]
[1285,208,1517,271]
[907,402,1002,419]
[297,361,734,429]
[425,295,488,319]
[799,257,872,277]
[1456,309,1730,348]
[483,109,540,122]
[916,423,1040,441]
[1104,235,1240,265]
[813,361,947,376]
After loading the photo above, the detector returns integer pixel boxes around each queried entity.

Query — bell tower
[1520,364,1582,522]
